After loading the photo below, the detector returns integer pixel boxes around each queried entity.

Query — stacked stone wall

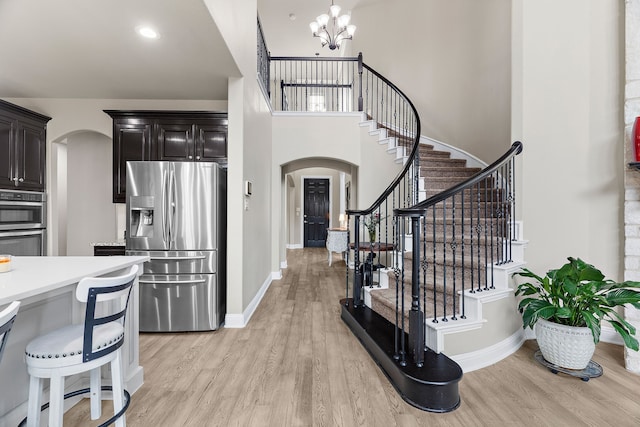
[624,0,640,373]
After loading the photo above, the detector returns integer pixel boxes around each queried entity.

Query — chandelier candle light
[309,1,356,50]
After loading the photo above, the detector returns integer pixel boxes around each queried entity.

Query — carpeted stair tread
[365,119,497,330]
[370,284,459,327]
[421,167,482,178]
[417,158,468,168]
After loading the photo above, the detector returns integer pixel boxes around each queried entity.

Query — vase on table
[368,229,376,247]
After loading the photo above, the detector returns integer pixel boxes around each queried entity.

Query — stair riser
[421,169,482,178]
[424,176,495,188]
[424,189,504,201]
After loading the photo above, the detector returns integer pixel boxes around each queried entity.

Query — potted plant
[514,257,640,370]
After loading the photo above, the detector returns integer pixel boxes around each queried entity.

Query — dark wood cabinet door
[16,120,46,191]
[157,121,194,161]
[0,114,16,189]
[0,101,49,192]
[196,124,227,164]
[113,121,153,203]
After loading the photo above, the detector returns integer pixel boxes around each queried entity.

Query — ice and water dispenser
[129,196,155,238]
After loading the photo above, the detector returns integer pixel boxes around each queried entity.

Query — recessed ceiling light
[136,26,160,39]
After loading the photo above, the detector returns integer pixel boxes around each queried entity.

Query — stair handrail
[395,141,523,217]
[346,63,421,217]
[392,141,523,368]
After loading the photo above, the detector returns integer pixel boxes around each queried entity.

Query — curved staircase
[262,46,525,413]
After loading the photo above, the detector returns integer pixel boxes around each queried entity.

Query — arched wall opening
[280,157,358,263]
[50,130,118,256]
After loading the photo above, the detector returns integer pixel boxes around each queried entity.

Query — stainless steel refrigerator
[125,161,226,332]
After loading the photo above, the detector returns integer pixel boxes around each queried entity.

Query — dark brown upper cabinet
[0,100,50,192]
[105,110,228,203]
[111,119,154,203]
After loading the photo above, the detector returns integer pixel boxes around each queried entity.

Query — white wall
[205,0,274,319]
[512,0,623,279]
[350,0,512,164]
[273,114,361,264]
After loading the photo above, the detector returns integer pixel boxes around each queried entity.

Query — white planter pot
[534,318,595,370]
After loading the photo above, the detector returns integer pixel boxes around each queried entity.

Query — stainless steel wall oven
[0,190,46,255]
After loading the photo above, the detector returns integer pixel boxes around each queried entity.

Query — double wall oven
[0,190,46,256]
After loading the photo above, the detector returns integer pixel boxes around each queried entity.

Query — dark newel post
[353,215,363,307]
[357,52,363,112]
[267,51,271,98]
[280,80,285,111]
[409,215,424,367]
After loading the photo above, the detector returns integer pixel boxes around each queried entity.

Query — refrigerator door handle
[161,169,169,246]
[149,255,207,261]
[139,278,207,284]
[169,166,177,247]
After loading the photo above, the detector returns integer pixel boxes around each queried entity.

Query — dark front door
[304,178,329,247]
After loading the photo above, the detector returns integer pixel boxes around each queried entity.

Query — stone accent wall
[624,0,640,373]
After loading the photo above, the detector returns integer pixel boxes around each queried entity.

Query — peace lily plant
[514,257,640,351]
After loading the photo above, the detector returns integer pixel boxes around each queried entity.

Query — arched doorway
[280,158,357,263]
[50,130,117,255]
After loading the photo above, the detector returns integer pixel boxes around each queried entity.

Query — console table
[326,228,349,266]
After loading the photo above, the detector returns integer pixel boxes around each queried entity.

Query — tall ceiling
[0,0,378,101]
[257,0,377,57]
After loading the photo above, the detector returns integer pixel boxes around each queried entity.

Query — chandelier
[309,1,356,50]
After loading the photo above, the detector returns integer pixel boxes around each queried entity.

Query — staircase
[358,117,526,360]
[263,46,525,413]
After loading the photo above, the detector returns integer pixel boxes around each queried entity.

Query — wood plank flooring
[65,248,640,426]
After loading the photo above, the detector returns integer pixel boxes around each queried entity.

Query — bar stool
[24,265,138,427]
[0,301,20,363]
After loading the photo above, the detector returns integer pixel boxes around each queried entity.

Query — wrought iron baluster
[442,200,448,322]
[451,194,458,320]
[475,185,483,293]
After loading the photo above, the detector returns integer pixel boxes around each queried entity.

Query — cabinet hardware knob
[196,156,200,160]
[18,178,24,182]
[13,177,18,181]
[188,155,193,159]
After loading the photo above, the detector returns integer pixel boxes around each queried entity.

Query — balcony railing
[257,16,270,97]
[269,55,361,112]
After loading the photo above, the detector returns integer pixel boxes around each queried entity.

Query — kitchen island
[0,255,148,427]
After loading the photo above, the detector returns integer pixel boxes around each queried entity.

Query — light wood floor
[66,248,640,426]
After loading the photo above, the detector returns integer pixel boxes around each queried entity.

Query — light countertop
[91,241,126,246]
[0,256,148,306]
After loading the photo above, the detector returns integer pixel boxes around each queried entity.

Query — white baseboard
[280,260,288,269]
[451,329,525,373]
[224,272,274,328]
[600,324,624,346]
[126,365,144,395]
[286,244,303,249]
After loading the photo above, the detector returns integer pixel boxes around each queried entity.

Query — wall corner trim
[223,272,274,328]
